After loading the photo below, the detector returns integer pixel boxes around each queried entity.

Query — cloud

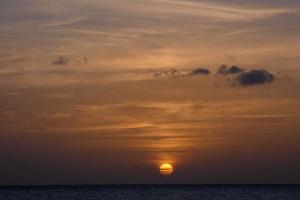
[153,69,184,77]
[218,64,243,75]
[237,69,274,86]
[151,65,276,87]
[42,17,88,28]
[221,27,272,37]
[189,68,211,76]
[52,56,88,65]
[153,0,298,21]
[52,56,70,65]
[216,65,275,86]
[153,68,211,77]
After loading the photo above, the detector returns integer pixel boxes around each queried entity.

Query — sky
[0,0,300,185]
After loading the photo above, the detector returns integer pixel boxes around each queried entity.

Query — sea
[0,185,299,200]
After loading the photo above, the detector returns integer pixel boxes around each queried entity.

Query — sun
[159,163,174,176]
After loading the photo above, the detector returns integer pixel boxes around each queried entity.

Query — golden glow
[159,163,174,175]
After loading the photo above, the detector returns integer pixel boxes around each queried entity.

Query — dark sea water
[0,185,300,200]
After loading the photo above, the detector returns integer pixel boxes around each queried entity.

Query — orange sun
[159,163,174,175]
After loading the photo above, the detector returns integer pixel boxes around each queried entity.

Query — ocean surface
[0,185,300,200]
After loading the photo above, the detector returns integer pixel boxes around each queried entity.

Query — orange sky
[0,0,300,184]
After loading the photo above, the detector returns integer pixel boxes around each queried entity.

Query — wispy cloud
[153,0,298,21]
[221,28,271,37]
[42,16,88,28]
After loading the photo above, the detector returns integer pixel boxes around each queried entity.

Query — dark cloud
[52,56,88,65]
[237,69,274,86]
[189,68,211,76]
[153,69,184,77]
[152,66,275,87]
[52,56,70,65]
[218,64,243,75]
[154,68,211,78]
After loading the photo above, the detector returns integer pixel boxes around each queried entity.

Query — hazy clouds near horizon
[0,0,300,185]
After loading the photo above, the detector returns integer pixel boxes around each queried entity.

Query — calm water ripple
[0,185,300,200]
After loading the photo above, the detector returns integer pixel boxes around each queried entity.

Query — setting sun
[159,163,174,176]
